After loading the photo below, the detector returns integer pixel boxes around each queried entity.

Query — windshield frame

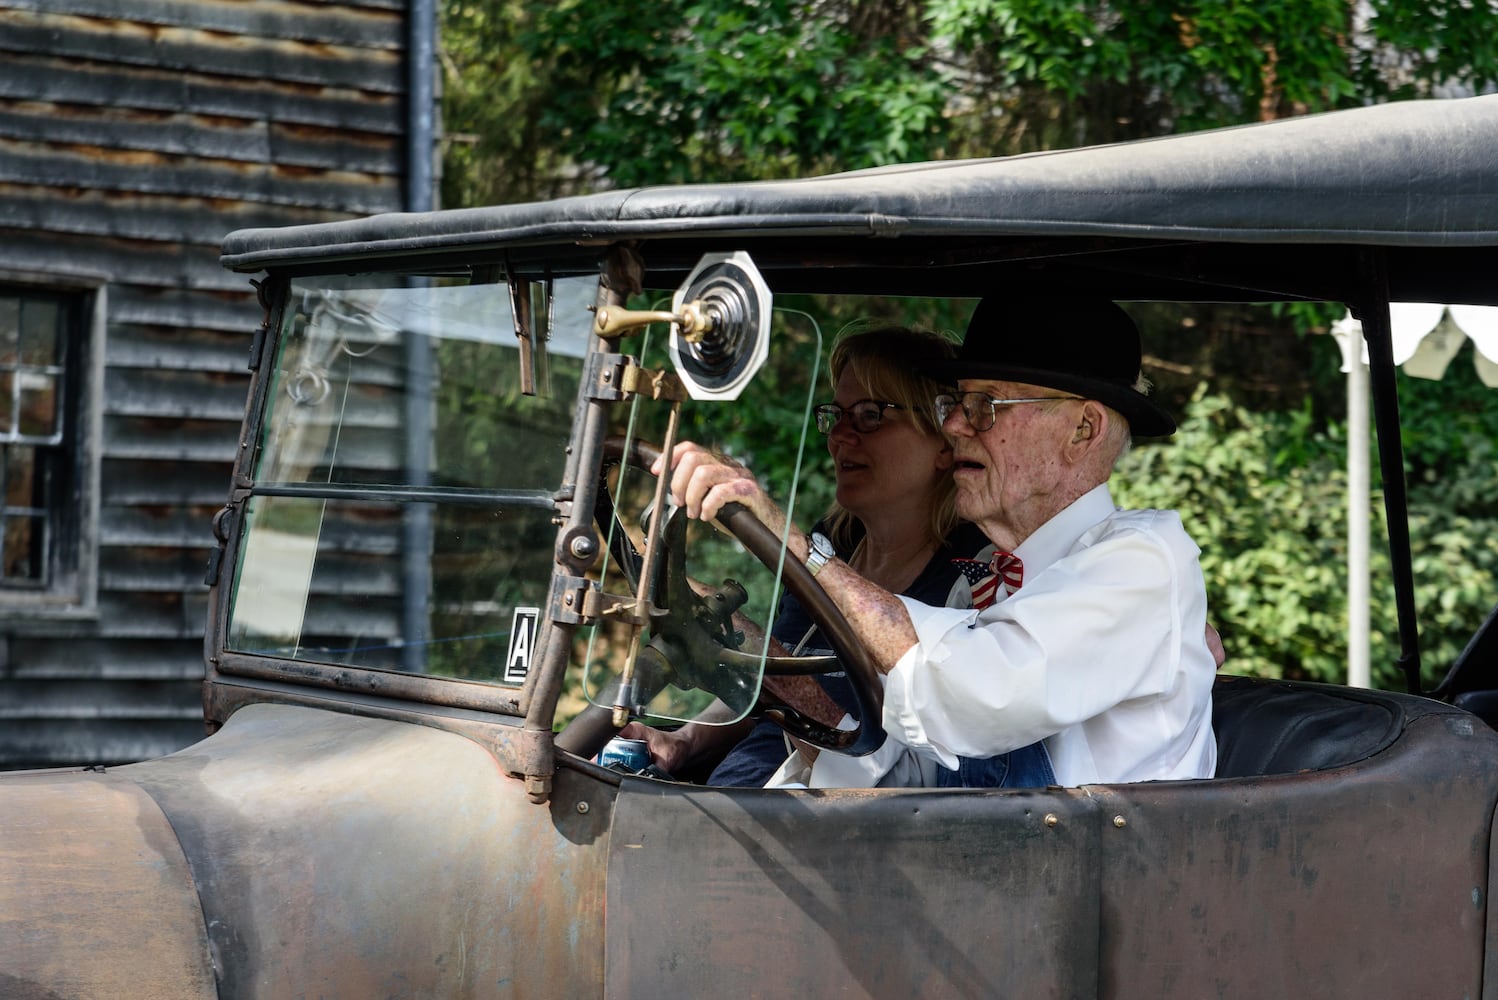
[206,265,601,720]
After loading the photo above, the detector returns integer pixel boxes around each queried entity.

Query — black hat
[921,296,1176,437]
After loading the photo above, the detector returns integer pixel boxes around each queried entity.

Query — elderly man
[660,296,1218,787]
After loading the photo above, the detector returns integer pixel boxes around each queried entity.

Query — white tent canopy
[1331,304,1498,688]
[1333,304,1498,384]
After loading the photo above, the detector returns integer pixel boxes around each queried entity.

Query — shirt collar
[1011,482,1115,578]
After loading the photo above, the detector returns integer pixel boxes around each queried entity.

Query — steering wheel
[596,436,886,756]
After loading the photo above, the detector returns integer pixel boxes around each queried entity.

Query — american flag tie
[952,551,1024,610]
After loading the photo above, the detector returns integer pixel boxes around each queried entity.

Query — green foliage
[927,0,1353,133]
[439,1,1498,701]
[1115,388,1498,691]
[443,0,950,205]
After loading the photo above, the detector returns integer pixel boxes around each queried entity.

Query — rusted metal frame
[209,649,522,716]
[504,254,538,395]
[249,481,554,508]
[204,273,290,715]
[205,674,531,770]
[1354,248,1423,695]
[609,399,684,725]
[517,246,644,801]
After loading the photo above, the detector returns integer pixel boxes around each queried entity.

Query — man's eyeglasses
[933,391,1078,431]
[813,399,903,435]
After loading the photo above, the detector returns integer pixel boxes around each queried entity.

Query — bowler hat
[921,296,1176,437]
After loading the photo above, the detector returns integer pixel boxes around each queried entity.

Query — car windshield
[225,272,595,681]
[222,269,826,725]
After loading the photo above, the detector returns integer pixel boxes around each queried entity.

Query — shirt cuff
[881,596,979,769]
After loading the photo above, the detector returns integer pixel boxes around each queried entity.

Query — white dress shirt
[879,484,1217,786]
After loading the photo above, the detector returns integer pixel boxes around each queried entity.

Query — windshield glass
[225,272,594,681]
[580,306,824,726]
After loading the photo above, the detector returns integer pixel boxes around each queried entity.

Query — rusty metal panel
[123,703,611,998]
[1486,799,1498,1000]
[0,770,217,999]
[605,781,1102,998]
[1093,706,1498,999]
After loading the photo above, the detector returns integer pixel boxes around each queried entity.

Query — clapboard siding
[0,9,403,91]
[0,53,404,133]
[102,458,235,504]
[110,285,285,334]
[99,546,215,591]
[0,0,420,768]
[0,105,401,174]
[0,140,396,213]
[94,590,212,637]
[99,504,224,547]
[4,637,204,679]
[4,0,404,48]
[0,719,207,768]
[104,367,265,420]
[106,322,263,374]
[104,415,247,461]
[0,184,342,245]
[0,678,203,717]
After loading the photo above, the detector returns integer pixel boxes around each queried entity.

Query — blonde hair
[821,326,961,553]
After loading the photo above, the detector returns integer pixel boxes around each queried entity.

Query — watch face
[807,532,834,575]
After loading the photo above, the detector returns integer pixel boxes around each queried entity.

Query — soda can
[597,737,651,772]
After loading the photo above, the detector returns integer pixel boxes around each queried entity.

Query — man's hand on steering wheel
[644,439,886,756]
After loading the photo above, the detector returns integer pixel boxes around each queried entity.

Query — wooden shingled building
[0,0,436,767]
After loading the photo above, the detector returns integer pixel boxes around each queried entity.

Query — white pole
[1347,347,1371,688]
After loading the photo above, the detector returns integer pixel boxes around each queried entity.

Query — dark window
[0,288,95,614]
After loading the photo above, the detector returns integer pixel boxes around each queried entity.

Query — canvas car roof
[221,95,1498,305]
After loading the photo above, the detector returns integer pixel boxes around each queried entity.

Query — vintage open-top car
[5,95,1498,998]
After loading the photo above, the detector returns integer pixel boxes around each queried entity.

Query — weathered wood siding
[0,0,423,766]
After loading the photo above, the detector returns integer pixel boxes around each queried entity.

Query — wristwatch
[805,531,835,577]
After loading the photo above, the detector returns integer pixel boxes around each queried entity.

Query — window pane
[232,273,594,681]
[0,372,12,435]
[0,443,44,583]
[18,373,58,439]
[0,286,79,601]
[0,297,18,364]
[19,299,60,366]
[2,514,43,581]
[4,445,36,506]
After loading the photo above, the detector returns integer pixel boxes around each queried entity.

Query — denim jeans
[932,739,1056,788]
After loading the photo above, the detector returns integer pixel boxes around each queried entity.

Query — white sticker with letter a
[504,606,540,683]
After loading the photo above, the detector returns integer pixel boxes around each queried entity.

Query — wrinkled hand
[652,441,787,535]
[1206,623,1226,669]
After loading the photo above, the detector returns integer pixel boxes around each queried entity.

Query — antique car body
[5,95,1498,999]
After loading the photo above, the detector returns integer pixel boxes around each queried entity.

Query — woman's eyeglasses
[933,392,1077,431]
[813,399,903,435]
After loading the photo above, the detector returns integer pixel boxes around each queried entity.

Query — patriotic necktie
[952,551,1024,609]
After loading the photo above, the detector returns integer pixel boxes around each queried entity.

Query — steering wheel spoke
[594,435,886,756]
